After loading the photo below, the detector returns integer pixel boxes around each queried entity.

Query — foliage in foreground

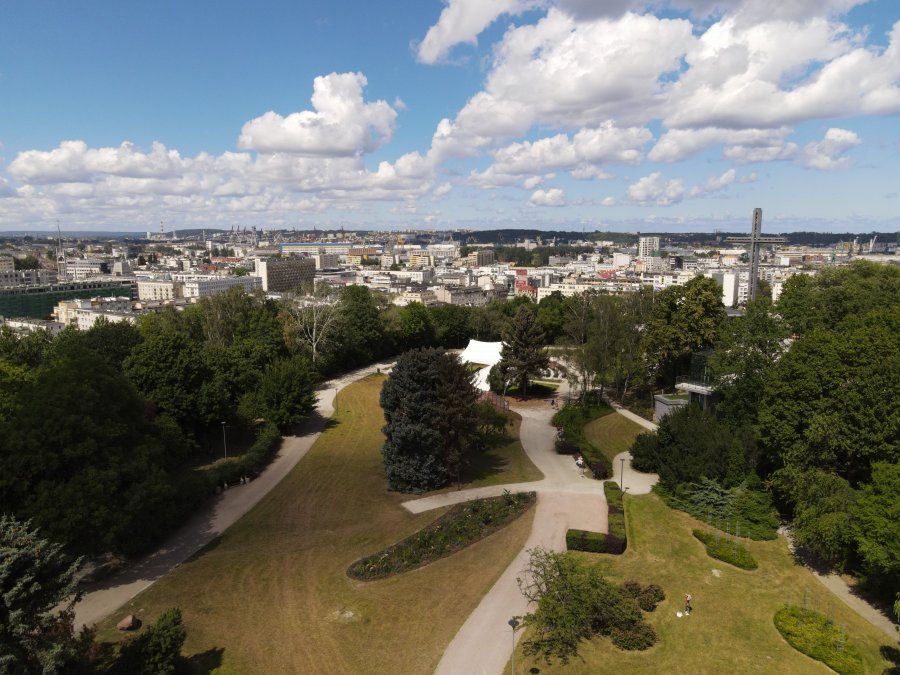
[773,605,864,675]
[0,516,90,673]
[517,548,659,663]
[348,492,535,580]
[692,529,758,570]
[111,608,187,675]
[552,399,613,479]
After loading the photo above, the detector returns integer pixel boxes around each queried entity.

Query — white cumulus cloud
[237,72,397,156]
[802,127,861,169]
[417,0,543,64]
[530,187,565,206]
[627,172,685,205]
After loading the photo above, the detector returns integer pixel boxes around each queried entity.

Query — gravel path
[72,361,393,629]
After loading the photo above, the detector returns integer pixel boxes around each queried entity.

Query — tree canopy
[380,348,481,491]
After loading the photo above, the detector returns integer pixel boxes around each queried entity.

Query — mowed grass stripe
[97,374,534,675]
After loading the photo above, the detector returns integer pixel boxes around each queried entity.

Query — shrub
[621,580,643,598]
[693,529,758,570]
[774,605,864,675]
[554,439,579,455]
[112,608,186,675]
[611,622,657,651]
[637,584,666,612]
[202,422,281,491]
[349,491,535,580]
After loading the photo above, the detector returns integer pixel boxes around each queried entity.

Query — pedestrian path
[403,387,660,675]
[72,361,393,629]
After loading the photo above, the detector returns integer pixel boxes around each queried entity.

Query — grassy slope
[96,375,535,674]
[517,493,894,674]
[583,412,648,464]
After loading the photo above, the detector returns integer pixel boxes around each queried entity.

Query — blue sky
[1,0,899,233]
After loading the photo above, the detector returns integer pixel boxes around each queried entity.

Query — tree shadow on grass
[462,448,508,483]
[880,645,900,675]
[184,647,225,674]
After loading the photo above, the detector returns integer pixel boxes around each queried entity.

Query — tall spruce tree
[500,305,549,395]
[0,516,91,673]
[380,348,480,491]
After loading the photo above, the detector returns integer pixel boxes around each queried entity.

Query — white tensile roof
[459,339,504,392]
[459,340,503,367]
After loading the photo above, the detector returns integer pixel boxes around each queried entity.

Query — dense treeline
[632,262,899,601]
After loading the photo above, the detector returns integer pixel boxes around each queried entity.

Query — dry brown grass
[96,374,534,674]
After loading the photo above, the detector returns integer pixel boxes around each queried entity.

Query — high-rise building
[638,236,660,259]
[255,256,316,292]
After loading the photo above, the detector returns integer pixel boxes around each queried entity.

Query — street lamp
[221,421,227,459]
[620,457,625,490]
[508,617,520,675]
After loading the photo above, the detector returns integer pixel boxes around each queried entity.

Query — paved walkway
[401,387,659,675]
[73,361,393,629]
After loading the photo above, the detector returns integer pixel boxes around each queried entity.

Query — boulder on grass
[117,614,138,631]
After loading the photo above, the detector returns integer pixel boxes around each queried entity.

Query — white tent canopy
[459,340,504,392]
[459,340,503,368]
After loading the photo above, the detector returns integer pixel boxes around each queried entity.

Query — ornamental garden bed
[348,491,536,580]
[774,605,864,675]
[692,529,758,570]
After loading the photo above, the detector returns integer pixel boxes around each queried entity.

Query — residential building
[638,236,660,259]
[179,275,262,299]
[136,279,185,301]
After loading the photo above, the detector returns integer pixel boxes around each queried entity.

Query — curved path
[401,389,659,675]
[73,360,394,629]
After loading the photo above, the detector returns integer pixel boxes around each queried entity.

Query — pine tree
[500,305,549,395]
[0,516,90,673]
[380,348,480,491]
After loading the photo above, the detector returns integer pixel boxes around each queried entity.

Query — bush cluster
[773,605,864,675]
[656,478,779,541]
[552,402,613,479]
[620,580,666,612]
[348,491,535,580]
[611,622,657,651]
[566,482,628,555]
[692,529,758,570]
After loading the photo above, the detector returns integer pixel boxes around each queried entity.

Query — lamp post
[221,421,227,459]
[508,617,520,675]
[620,457,625,490]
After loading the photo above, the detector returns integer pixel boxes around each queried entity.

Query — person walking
[684,593,693,615]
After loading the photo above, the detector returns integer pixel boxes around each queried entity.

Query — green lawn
[583,412,648,463]
[516,493,895,674]
[95,375,535,674]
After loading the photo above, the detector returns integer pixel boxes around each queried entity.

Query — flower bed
[348,491,536,580]
[774,605,864,675]
[692,529,758,570]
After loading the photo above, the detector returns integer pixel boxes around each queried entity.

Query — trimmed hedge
[348,491,535,580]
[566,481,628,555]
[552,402,613,479]
[201,422,282,492]
[774,605,864,675]
[566,529,625,554]
[692,529,758,570]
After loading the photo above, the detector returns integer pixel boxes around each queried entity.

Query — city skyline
[1,0,899,233]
